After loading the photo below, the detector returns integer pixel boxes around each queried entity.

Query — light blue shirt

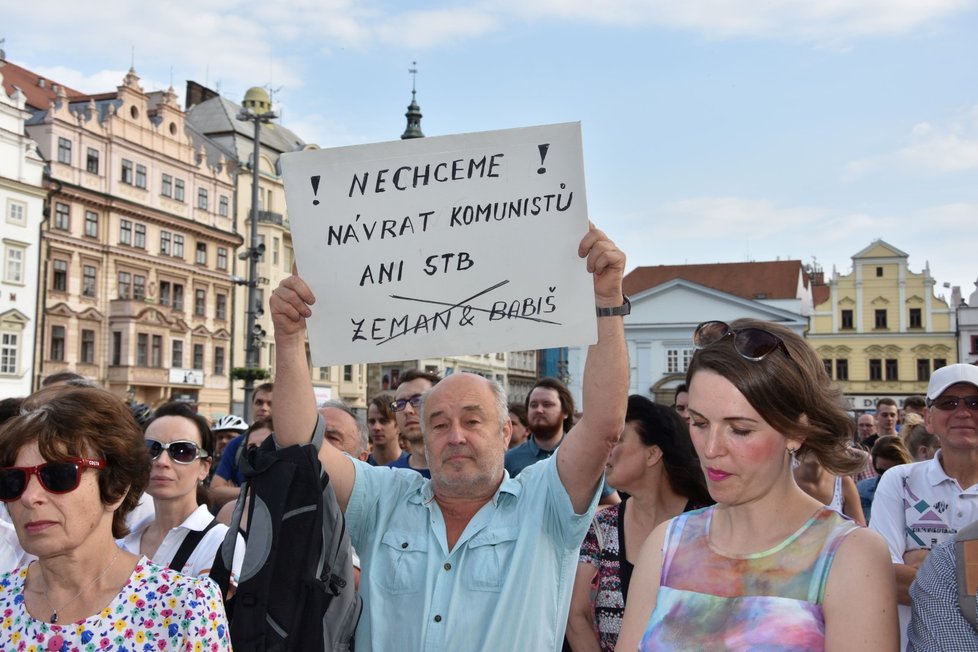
[346,456,599,652]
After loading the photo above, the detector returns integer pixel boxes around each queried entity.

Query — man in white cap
[869,363,978,650]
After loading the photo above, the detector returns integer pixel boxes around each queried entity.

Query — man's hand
[903,549,930,569]
[579,223,626,305]
[270,273,316,340]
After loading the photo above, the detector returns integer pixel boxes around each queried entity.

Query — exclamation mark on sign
[537,144,550,174]
[311,175,321,205]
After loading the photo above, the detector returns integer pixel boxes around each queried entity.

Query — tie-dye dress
[640,506,858,651]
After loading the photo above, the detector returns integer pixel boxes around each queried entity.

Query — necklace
[39,547,121,624]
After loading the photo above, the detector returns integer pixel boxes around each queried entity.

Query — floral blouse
[0,556,230,651]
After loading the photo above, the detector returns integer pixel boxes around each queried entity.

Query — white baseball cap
[926,364,978,400]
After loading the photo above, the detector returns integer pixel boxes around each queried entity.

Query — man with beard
[385,369,440,478]
[269,225,628,650]
[505,378,575,477]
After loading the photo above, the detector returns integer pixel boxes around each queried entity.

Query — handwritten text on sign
[280,122,596,366]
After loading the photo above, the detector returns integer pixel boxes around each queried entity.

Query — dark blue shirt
[215,434,246,485]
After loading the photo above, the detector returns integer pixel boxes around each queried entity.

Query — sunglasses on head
[390,394,423,413]
[693,320,792,361]
[0,458,105,502]
[929,395,978,412]
[145,439,208,464]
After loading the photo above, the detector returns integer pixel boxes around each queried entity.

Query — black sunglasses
[929,395,978,412]
[693,320,791,361]
[390,394,423,413]
[0,458,105,502]
[146,439,209,464]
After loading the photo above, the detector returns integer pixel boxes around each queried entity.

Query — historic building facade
[807,240,957,412]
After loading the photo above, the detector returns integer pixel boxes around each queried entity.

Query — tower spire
[401,61,424,140]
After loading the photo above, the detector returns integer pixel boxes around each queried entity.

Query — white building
[956,279,978,366]
[0,64,46,397]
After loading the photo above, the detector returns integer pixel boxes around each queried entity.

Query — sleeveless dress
[640,506,858,651]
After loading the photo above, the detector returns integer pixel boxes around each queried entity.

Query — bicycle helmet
[130,403,154,429]
[213,414,249,432]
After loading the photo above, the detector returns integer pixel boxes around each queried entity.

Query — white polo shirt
[868,452,978,650]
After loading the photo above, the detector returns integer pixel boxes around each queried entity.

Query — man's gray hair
[418,373,508,435]
[321,400,369,457]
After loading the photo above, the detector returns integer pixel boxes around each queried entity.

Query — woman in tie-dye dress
[616,319,899,651]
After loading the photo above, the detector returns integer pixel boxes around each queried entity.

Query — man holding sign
[270,223,628,651]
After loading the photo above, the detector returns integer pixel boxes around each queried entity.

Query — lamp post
[236,87,276,422]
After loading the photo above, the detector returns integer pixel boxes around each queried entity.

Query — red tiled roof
[0,59,85,110]
[623,260,805,300]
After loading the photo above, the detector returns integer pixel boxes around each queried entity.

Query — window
[885,359,898,381]
[284,245,293,272]
[174,179,185,202]
[909,308,922,329]
[133,274,146,301]
[86,148,99,174]
[214,346,225,376]
[216,293,227,321]
[135,164,147,189]
[344,365,353,382]
[54,202,70,230]
[194,289,206,316]
[934,358,947,370]
[173,234,185,258]
[120,219,132,245]
[134,223,146,249]
[84,211,98,238]
[112,332,122,366]
[836,359,849,381]
[1,332,18,374]
[57,137,72,164]
[50,326,66,361]
[7,200,26,224]
[136,334,148,366]
[972,336,978,354]
[4,245,24,284]
[160,231,171,255]
[666,348,695,374]
[917,359,930,382]
[193,344,204,370]
[172,340,184,368]
[121,159,133,184]
[118,271,131,299]
[874,309,888,329]
[151,335,162,367]
[822,359,832,377]
[52,259,68,292]
[173,284,184,311]
[161,174,173,197]
[219,195,229,217]
[217,247,228,270]
[159,281,171,306]
[273,237,280,265]
[82,265,97,297]
[195,242,207,265]
[869,359,882,381]
[197,188,208,210]
[80,330,95,364]
[840,309,853,330]
[876,266,883,277]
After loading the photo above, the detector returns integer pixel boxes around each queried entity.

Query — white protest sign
[280,122,597,366]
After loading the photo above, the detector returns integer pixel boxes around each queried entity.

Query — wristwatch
[596,295,631,317]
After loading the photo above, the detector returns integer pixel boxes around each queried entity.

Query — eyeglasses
[929,395,978,412]
[693,320,791,361]
[146,439,209,464]
[390,394,423,413]
[0,458,105,502]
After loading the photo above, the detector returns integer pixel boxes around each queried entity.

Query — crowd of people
[0,224,976,651]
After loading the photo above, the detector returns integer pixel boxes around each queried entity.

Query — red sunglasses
[0,458,105,502]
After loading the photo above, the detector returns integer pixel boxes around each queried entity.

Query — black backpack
[210,436,361,651]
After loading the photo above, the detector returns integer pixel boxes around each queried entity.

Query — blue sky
[5,1,978,300]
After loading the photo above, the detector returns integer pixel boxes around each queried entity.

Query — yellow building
[808,240,956,412]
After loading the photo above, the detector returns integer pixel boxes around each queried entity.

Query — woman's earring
[787,447,797,459]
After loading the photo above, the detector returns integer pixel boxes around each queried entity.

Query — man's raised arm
[556,224,628,513]
[269,273,356,508]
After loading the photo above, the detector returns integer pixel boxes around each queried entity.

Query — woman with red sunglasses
[0,385,230,650]
[617,319,898,651]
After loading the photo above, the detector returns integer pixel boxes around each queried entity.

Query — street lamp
[236,87,277,422]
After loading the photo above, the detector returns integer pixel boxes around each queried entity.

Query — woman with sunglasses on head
[119,401,243,580]
[566,396,712,652]
[0,386,229,650]
[617,319,898,652]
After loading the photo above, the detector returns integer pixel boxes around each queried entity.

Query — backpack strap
[168,517,219,573]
